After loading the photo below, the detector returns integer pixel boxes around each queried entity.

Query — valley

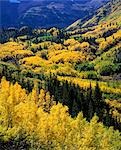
[0,0,121,149]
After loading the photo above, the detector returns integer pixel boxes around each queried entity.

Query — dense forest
[0,0,121,149]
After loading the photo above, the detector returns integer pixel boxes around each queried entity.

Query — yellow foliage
[82,23,118,38]
[106,99,121,123]
[58,76,121,95]
[113,30,121,41]
[0,42,33,60]
[64,38,79,46]
[48,49,67,59]
[96,38,105,44]
[13,101,37,133]
[64,39,90,52]
[98,30,121,51]
[48,43,63,51]
[81,42,90,48]
[49,51,86,64]
[20,56,49,68]
[0,78,120,149]
[38,89,55,112]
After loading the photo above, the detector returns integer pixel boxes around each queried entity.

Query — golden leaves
[0,78,120,149]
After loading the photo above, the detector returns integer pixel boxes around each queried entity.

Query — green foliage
[75,62,94,71]
[95,61,118,76]
[79,71,99,79]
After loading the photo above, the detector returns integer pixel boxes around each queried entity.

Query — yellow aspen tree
[38,89,46,108]
[13,82,27,105]
[65,113,86,150]
[30,81,39,104]
[13,101,37,134]
[45,92,55,112]
[0,78,13,130]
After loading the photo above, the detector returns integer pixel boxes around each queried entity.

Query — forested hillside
[0,78,121,149]
[67,0,121,30]
[0,0,121,149]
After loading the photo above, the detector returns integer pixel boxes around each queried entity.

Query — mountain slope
[83,0,121,27]
[0,0,109,28]
[67,0,121,30]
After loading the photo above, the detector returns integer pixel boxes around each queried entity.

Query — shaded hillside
[0,0,109,28]
[67,0,121,30]
[0,1,19,27]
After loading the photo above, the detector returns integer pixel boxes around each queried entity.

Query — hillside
[0,0,121,149]
[67,0,121,30]
[0,28,121,148]
[82,0,121,27]
[0,0,109,28]
[66,0,121,83]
